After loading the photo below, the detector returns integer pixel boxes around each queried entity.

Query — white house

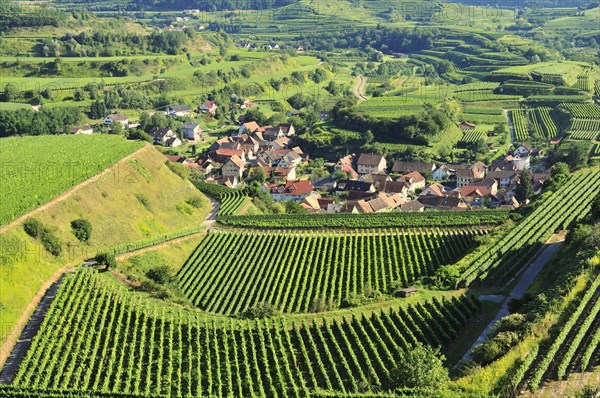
[199,101,218,115]
[222,155,246,179]
[149,127,181,147]
[104,114,128,127]
[181,122,203,141]
[432,165,451,181]
[357,153,387,175]
[69,124,93,135]
[166,105,193,118]
[514,143,532,157]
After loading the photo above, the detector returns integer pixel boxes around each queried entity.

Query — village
[135,109,551,213]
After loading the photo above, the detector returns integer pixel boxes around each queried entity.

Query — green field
[11,267,481,396]
[177,228,485,315]
[0,135,143,226]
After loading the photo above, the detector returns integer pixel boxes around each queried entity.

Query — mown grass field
[0,143,210,350]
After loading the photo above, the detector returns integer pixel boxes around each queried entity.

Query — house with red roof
[199,101,217,115]
[266,180,316,201]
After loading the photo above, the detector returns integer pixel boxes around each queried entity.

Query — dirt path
[353,75,367,102]
[0,261,79,372]
[0,144,149,235]
[116,232,207,261]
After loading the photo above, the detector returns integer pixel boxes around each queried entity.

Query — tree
[390,343,449,390]
[95,252,116,270]
[515,170,534,203]
[285,200,307,214]
[90,99,107,119]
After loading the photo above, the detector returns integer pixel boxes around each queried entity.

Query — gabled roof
[361,173,391,185]
[391,161,435,174]
[487,170,517,180]
[106,114,128,121]
[420,183,446,197]
[336,180,374,192]
[202,101,217,108]
[401,201,425,212]
[403,171,425,183]
[377,180,408,194]
[227,155,246,169]
[169,104,192,112]
[149,127,174,139]
[459,185,494,198]
[281,180,314,195]
[357,153,385,167]
[241,121,260,133]
[182,122,200,129]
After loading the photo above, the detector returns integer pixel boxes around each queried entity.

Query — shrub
[23,218,43,238]
[135,193,152,210]
[241,302,279,319]
[40,229,62,257]
[186,196,204,208]
[71,219,92,242]
[145,264,174,285]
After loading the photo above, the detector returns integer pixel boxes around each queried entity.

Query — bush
[23,218,44,238]
[71,219,92,242]
[96,252,116,269]
[145,264,174,285]
[241,302,279,319]
[40,229,62,257]
[135,193,152,210]
[390,343,449,390]
[186,196,204,208]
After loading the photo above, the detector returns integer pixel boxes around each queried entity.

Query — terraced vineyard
[512,272,600,392]
[510,109,529,141]
[592,144,600,157]
[12,269,481,397]
[531,107,559,139]
[456,168,600,286]
[460,129,485,143]
[191,181,249,216]
[353,97,425,118]
[559,103,600,119]
[216,210,510,229]
[568,119,600,140]
[178,228,485,314]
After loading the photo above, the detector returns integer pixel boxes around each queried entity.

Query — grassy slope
[0,145,210,348]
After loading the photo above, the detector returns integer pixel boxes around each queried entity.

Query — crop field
[177,228,486,315]
[12,269,481,397]
[531,107,559,139]
[353,97,425,119]
[512,273,600,392]
[460,129,485,143]
[0,135,143,226]
[456,169,600,286]
[453,90,521,103]
[510,109,529,141]
[569,119,600,138]
[216,210,510,229]
[559,103,600,119]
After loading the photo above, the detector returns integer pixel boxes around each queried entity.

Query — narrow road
[504,109,515,144]
[202,196,220,229]
[353,75,367,102]
[461,239,564,362]
[0,274,68,383]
